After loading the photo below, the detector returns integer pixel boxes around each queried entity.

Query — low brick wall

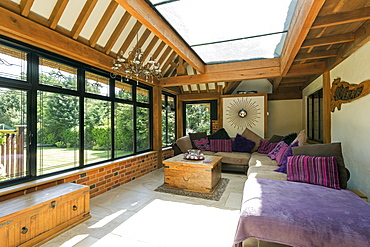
[0,152,158,202]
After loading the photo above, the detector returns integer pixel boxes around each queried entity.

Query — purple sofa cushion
[287,155,340,190]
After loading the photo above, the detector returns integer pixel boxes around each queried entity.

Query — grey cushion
[292,142,348,189]
[249,152,278,167]
[214,152,251,165]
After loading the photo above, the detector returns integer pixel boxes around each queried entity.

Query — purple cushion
[210,139,232,152]
[287,155,340,190]
[275,142,289,165]
[257,140,278,154]
[268,141,286,160]
[232,134,255,153]
[275,141,299,173]
[192,137,210,151]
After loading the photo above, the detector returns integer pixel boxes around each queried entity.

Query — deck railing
[0,125,26,180]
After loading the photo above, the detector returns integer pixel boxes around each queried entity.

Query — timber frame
[0,0,369,99]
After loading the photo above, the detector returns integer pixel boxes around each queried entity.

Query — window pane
[0,44,27,81]
[162,108,167,146]
[84,98,111,164]
[115,80,132,100]
[0,87,27,181]
[185,103,211,134]
[168,96,175,109]
[37,91,79,175]
[167,109,176,144]
[39,58,78,90]
[137,87,149,104]
[115,102,134,157]
[85,72,110,96]
[137,107,150,151]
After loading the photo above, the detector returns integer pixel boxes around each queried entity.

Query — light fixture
[111,34,162,83]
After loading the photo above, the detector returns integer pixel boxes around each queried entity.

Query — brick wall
[162,147,174,160]
[212,120,219,133]
[0,152,158,202]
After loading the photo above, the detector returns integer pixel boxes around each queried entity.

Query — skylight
[147,0,298,64]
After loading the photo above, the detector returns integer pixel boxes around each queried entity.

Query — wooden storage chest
[0,183,91,247]
[163,154,222,194]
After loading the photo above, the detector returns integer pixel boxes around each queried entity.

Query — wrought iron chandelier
[111,35,162,83]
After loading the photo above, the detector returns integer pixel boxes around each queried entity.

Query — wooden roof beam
[312,7,370,29]
[104,11,132,54]
[0,6,112,72]
[326,19,370,70]
[20,0,34,17]
[115,0,205,74]
[295,50,337,61]
[301,33,355,48]
[71,0,98,39]
[280,0,326,77]
[90,0,118,47]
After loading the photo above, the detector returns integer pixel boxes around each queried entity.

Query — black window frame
[0,35,153,188]
[162,92,176,147]
[307,88,323,143]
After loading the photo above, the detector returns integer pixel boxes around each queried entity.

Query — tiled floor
[41,168,247,247]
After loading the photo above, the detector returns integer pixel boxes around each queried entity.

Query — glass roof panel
[148,0,297,64]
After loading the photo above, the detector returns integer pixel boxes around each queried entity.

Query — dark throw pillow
[192,137,211,151]
[209,128,231,140]
[257,140,278,154]
[281,133,298,145]
[189,132,207,148]
[268,135,284,143]
[232,134,255,153]
[210,139,232,152]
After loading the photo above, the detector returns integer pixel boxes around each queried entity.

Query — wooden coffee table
[162,154,222,194]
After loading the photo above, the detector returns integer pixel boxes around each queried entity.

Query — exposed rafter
[114,0,205,74]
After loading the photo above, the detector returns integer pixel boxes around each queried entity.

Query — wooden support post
[176,97,183,138]
[323,71,331,143]
[152,85,163,168]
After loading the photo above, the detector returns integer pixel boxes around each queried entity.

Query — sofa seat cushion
[202,150,216,155]
[247,165,287,181]
[249,152,278,167]
[214,152,251,165]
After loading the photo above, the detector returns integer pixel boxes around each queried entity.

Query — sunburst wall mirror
[225,97,261,130]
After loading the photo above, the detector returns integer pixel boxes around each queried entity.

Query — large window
[162,93,176,147]
[307,88,323,143]
[0,38,152,187]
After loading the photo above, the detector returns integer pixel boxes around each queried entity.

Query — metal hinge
[163,165,169,168]
[0,220,12,227]
[164,182,169,185]
[206,187,212,190]
[83,190,90,194]
[205,169,212,172]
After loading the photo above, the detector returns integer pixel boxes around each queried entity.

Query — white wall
[267,99,303,138]
[330,41,370,198]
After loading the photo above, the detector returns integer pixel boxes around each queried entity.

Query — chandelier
[111,35,162,83]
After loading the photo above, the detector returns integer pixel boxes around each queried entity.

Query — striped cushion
[210,139,232,152]
[287,155,340,190]
[257,140,278,154]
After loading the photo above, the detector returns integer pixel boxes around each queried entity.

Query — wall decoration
[225,97,261,130]
[331,78,370,112]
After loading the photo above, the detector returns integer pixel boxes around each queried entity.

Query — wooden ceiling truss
[0,0,369,98]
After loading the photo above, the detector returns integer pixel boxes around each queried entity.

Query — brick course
[0,152,158,201]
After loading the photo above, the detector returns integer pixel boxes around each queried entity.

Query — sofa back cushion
[292,142,348,189]
[241,127,263,153]
[176,136,193,153]
[287,155,340,190]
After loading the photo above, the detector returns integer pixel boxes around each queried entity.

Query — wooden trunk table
[163,154,222,194]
